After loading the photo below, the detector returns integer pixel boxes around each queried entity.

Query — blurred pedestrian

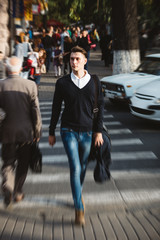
[33,48,46,88]
[52,28,61,46]
[42,26,54,72]
[52,43,62,77]
[14,35,24,63]
[0,56,42,208]
[63,36,73,75]
[48,46,104,226]
[99,30,112,67]
[139,31,148,61]
[77,29,91,70]
[22,35,33,66]
[27,48,39,79]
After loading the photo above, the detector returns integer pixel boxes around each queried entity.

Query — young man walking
[48,46,104,225]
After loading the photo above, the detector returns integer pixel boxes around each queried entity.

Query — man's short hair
[71,46,87,58]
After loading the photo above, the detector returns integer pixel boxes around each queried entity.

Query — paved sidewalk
[0,48,160,240]
[0,205,160,240]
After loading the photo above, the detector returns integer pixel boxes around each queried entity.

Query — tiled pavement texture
[0,206,160,240]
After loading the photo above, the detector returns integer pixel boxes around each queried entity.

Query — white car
[130,79,160,121]
[101,54,160,103]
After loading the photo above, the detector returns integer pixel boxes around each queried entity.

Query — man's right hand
[48,135,56,146]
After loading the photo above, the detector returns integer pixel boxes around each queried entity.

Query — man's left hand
[94,133,103,147]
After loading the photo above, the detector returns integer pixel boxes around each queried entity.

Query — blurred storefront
[12,0,48,33]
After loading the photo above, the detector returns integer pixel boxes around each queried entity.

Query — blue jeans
[61,128,92,210]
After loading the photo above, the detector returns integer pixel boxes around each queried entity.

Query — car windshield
[135,57,160,75]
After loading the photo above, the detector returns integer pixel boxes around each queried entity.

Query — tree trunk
[0,1,9,56]
[112,0,140,74]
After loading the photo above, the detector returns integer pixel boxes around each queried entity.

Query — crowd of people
[11,25,113,83]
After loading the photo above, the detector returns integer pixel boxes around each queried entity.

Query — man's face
[70,52,87,72]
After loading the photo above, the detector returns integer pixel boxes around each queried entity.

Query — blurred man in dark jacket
[42,26,54,72]
[0,56,42,208]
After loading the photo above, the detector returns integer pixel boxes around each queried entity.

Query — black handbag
[94,147,111,183]
[30,142,42,173]
[89,75,111,183]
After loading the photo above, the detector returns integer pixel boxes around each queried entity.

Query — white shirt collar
[71,71,91,89]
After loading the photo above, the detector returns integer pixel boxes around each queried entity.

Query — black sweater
[49,74,104,136]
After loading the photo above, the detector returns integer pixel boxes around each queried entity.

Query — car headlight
[154,98,160,104]
[116,85,125,92]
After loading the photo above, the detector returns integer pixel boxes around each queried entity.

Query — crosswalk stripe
[0,189,159,208]
[41,114,114,120]
[111,151,157,160]
[0,148,157,165]
[42,121,121,129]
[39,101,52,106]
[39,138,142,149]
[41,151,157,164]
[0,170,159,184]
[40,106,52,110]
[111,138,143,145]
[0,132,136,149]
[1,170,157,184]
[41,128,132,137]
[41,112,52,115]
[109,129,132,134]
[0,151,157,163]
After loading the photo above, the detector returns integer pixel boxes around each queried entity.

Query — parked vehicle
[130,79,160,122]
[101,54,160,103]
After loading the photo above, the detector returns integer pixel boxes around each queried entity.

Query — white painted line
[41,151,157,164]
[39,102,52,106]
[41,112,52,115]
[40,112,114,118]
[39,138,143,149]
[111,138,143,146]
[40,142,63,148]
[41,129,132,137]
[42,122,121,130]
[0,170,157,184]
[42,117,51,121]
[0,170,159,185]
[111,151,157,160]
[0,189,159,208]
[108,129,132,134]
[43,155,67,163]
[40,106,52,110]
[42,131,60,137]
[42,124,49,129]
[103,121,122,125]
[103,115,114,118]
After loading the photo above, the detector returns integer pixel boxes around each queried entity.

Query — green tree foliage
[47,0,159,34]
[47,0,112,26]
[137,0,160,31]
[48,0,85,24]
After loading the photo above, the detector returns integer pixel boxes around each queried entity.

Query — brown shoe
[14,193,25,203]
[75,209,85,226]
